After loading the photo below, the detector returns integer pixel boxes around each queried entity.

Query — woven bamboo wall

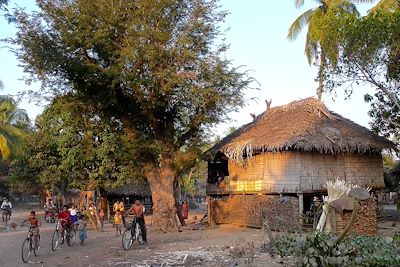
[211,195,300,231]
[207,152,384,195]
[342,154,384,189]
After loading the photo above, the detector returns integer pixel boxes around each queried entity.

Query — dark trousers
[132,217,147,242]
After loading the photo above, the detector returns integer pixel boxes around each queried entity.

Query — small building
[207,98,396,231]
[104,181,152,220]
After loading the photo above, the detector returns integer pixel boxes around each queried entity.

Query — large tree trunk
[146,157,179,232]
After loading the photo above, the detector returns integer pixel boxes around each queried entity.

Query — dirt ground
[0,206,285,267]
[0,205,398,267]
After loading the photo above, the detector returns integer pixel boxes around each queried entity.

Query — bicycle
[21,226,40,263]
[122,216,144,250]
[52,219,76,251]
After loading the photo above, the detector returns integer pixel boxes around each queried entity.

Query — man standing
[125,200,147,243]
[1,198,12,221]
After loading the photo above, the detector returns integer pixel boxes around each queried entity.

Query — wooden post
[88,210,99,231]
[107,202,110,222]
[298,193,304,226]
[208,196,214,227]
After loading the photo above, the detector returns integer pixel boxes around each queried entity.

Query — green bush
[274,232,400,267]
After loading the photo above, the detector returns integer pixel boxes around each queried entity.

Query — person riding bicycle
[124,200,147,243]
[58,205,71,244]
[21,211,41,248]
[43,200,54,222]
[1,198,12,222]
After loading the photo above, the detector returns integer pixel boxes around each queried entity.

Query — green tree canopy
[9,95,148,195]
[321,10,400,146]
[11,0,252,231]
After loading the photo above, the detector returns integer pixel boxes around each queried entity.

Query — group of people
[17,198,149,251]
[58,205,90,245]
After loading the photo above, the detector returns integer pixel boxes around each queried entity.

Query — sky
[0,0,377,137]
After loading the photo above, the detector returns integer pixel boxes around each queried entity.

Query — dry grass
[209,97,395,163]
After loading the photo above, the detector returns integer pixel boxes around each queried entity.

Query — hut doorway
[208,152,229,184]
[302,194,324,228]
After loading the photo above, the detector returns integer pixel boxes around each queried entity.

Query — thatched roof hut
[207,98,396,231]
[211,97,395,162]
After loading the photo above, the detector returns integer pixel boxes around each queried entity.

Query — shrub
[273,232,400,267]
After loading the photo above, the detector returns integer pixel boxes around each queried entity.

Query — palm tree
[370,0,400,12]
[0,95,31,160]
[288,0,361,101]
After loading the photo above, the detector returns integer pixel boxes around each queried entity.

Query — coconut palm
[288,0,362,101]
[370,0,400,12]
[0,95,31,160]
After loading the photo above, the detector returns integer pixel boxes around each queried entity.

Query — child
[182,200,189,220]
[21,211,41,248]
[114,209,122,236]
[58,205,71,244]
[99,209,105,232]
[80,206,89,219]
[75,214,87,245]
[69,205,78,224]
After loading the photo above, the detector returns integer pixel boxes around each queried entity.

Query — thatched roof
[211,97,396,162]
[104,181,151,196]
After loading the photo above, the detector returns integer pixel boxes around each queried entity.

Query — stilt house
[207,98,396,230]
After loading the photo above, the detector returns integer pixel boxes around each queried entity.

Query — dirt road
[0,210,284,267]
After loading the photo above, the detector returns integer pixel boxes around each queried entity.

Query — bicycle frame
[21,226,40,263]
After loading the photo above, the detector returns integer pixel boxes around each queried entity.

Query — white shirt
[1,201,12,209]
[69,208,77,216]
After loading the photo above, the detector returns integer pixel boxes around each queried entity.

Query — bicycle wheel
[122,229,133,250]
[21,238,31,263]
[66,229,76,246]
[52,230,60,251]
[34,236,40,256]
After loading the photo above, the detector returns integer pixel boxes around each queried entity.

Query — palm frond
[288,8,315,40]
[9,109,31,130]
[295,0,305,8]
[370,0,400,12]
[0,95,17,123]
[349,0,375,4]
[0,135,11,160]
[305,35,319,64]
[0,123,26,137]
[334,1,361,16]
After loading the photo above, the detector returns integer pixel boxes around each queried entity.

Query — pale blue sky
[0,0,377,136]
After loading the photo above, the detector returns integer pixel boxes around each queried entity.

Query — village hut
[207,97,396,232]
[104,180,152,220]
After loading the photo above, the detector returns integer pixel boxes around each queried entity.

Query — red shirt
[29,217,39,228]
[59,211,70,226]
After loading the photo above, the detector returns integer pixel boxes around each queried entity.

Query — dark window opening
[208,152,229,184]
